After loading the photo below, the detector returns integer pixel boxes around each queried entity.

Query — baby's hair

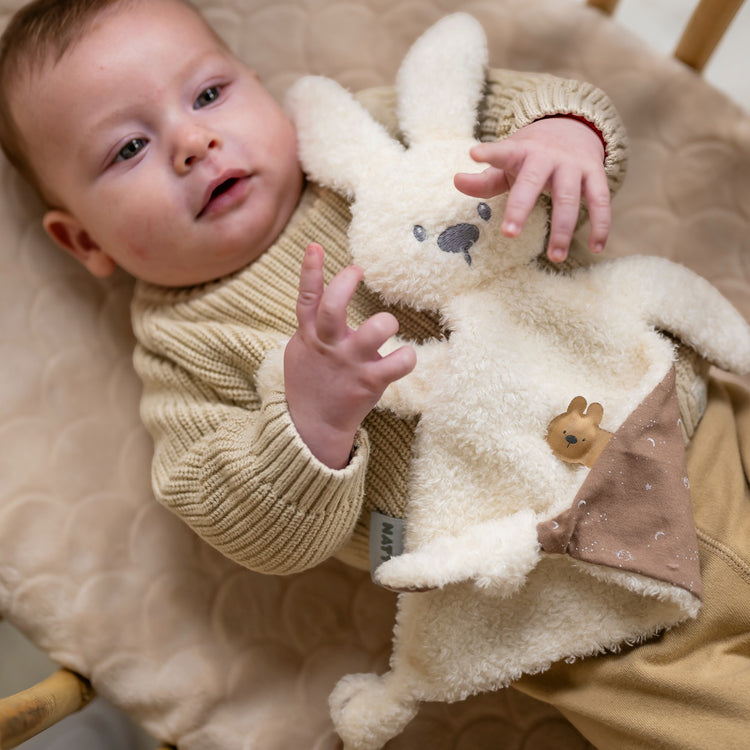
[0,0,134,198]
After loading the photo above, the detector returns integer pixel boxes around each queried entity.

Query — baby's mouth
[211,178,238,199]
[198,173,250,218]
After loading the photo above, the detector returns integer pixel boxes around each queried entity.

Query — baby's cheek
[124,199,177,253]
[117,216,165,263]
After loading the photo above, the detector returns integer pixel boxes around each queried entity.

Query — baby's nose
[173,127,222,173]
[437,223,479,265]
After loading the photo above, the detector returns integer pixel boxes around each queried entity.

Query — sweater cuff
[254,388,370,513]
[483,70,629,196]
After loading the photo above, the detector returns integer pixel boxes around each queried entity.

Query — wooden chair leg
[586,0,621,15]
[0,669,94,749]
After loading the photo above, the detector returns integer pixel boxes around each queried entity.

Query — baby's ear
[43,210,116,278]
[286,75,403,197]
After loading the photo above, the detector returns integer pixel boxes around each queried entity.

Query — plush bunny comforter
[288,13,750,749]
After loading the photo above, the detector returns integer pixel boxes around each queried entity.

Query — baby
[0,0,626,574]
[6,3,750,749]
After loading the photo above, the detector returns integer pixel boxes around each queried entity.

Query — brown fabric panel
[538,367,702,596]
[515,379,750,750]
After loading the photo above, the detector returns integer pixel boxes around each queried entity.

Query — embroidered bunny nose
[438,223,479,265]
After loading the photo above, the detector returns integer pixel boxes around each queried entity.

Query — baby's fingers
[454,167,510,199]
[376,344,417,386]
[547,166,582,262]
[351,312,400,358]
[353,313,416,385]
[469,141,518,170]
[295,243,325,331]
[315,264,363,345]
[502,155,553,238]
[583,169,611,254]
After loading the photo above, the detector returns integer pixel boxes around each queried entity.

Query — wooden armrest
[0,669,94,749]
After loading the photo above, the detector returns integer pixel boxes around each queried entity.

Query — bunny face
[348,141,549,311]
[287,12,548,313]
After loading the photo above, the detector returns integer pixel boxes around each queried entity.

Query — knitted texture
[132,70,633,574]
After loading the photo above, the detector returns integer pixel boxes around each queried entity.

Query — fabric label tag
[370,511,405,581]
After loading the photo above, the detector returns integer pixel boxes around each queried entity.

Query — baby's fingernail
[503,221,519,236]
[549,247,567,262]
[593,243,604,254]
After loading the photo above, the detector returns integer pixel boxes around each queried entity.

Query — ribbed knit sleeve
[134,346,370,574]
[479,69,629,195]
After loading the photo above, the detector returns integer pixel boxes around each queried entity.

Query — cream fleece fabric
[132,67,630,575]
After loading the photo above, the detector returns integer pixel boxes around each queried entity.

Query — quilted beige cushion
[0,0,747,748]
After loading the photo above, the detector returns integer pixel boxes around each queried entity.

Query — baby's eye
[115,138,147,162]
[194,86,222,109]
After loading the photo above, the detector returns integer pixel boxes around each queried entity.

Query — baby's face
[14,0,303,286]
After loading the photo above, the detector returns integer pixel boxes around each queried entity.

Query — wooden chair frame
[0,669,94,750]
[0,662,174,750]
[0,624,174,750]
[588,0,744,71]
[0,0,744,747]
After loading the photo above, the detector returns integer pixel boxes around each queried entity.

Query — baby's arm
[135,349,372,575]
[284,243,416,469]
[455,116,609,263]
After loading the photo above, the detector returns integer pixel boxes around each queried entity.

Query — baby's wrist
[291,413,358,470]
[536,113,607,160]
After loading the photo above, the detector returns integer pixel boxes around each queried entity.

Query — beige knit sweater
[132,69,631,575]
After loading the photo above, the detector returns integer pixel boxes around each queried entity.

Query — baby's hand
[284,243,416,469]
[454,117,610,262]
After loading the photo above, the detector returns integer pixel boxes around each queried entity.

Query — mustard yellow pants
[515,377,750,749]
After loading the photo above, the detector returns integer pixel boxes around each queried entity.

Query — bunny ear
[585,402,605,425]
[396,13,488,145]
[567,396,588,415]
[285,76,404,197]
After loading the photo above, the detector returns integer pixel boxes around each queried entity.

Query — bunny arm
[373,508,542,593]
[376,336,451,417]
[588,256,750,375]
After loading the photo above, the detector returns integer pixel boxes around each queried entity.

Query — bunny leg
[330,671,420,750]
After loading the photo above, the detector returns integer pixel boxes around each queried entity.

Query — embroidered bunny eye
[413,225,427,242]
[477,202,491,221]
